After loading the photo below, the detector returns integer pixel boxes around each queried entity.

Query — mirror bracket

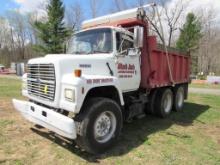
[127,48,140,56]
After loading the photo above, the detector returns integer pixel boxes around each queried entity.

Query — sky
[0,0,139,18]
[0,0,220,24]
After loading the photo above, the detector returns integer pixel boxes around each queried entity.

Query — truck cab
[13,4,190,154]
[67,26,142,91]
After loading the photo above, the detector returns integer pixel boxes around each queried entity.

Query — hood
[28,54,116,77]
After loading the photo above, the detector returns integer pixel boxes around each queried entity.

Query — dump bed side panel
[140,36,190,89]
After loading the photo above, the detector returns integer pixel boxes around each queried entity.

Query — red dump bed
[140,36,190,89]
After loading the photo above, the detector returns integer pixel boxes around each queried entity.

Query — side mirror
[134,26,144,48]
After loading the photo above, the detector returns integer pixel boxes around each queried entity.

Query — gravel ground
[189,87,220,95]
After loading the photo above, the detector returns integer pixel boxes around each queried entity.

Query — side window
[116,32,133,54]
[122,40,133,51]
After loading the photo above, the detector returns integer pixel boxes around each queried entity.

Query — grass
[0,76,220,165]
[0,120,14,128]
[0,76,22,98]
[189,83,220,89]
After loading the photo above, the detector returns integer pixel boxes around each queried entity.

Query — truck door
[115,32,141,92]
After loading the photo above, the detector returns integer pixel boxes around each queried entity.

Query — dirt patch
[0,98,59,164]
[198,124,220,149]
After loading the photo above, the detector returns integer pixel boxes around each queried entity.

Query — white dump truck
[13,4,190,154]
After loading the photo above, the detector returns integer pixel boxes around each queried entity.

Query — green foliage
[176,13,202,74]
[197,74,206,80]
[176,13,202,52]
[34,0,72,54]
[0,47,11,67]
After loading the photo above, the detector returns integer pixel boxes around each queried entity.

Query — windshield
[67,28,113,54]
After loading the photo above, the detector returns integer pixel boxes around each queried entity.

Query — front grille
[27,64,56,101]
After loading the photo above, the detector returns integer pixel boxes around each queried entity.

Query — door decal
[117,63,135,78]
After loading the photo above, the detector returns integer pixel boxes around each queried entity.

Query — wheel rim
[163,92,172,113]
[94,111,116,143]
[177,88,184,108]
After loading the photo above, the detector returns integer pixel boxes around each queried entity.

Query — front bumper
[12,99,76,139]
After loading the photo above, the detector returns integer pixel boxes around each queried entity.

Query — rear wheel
[155,88,173,118]
[75,97,122,154]
[173,86,185,111]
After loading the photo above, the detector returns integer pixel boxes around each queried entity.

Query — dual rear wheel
[173,86,185,111]
[146,85,185,118]
[155,88,173,118]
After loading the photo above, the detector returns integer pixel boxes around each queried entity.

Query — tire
[74,97,123,154]
[145,90,158,115]
[173,86,185,111]
[155,88,173,118]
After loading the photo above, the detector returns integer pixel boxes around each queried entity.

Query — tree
[137,0,144,6]
[145,0,186,47]
[7,11,28,60]
[176,13,202,52]
[114,0,128,11]
[176,13,202,74]
[0,17,12,66]
[163,0,184,47]
[90,0,101,18]
[197,9,220,75]
[66,2,84,30]
[34,0,72,54]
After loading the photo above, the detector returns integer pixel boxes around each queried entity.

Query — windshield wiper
[106,62,113,76]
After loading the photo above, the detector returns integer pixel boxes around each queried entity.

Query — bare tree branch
[90,0,102,18]
[114,0,128,11]
[145,0,186,47]
[66,2,84,30]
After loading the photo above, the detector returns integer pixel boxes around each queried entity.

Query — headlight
[64,89,75,102]
[22,81,27,90]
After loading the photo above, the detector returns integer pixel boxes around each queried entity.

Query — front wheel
[75,97,122,154]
